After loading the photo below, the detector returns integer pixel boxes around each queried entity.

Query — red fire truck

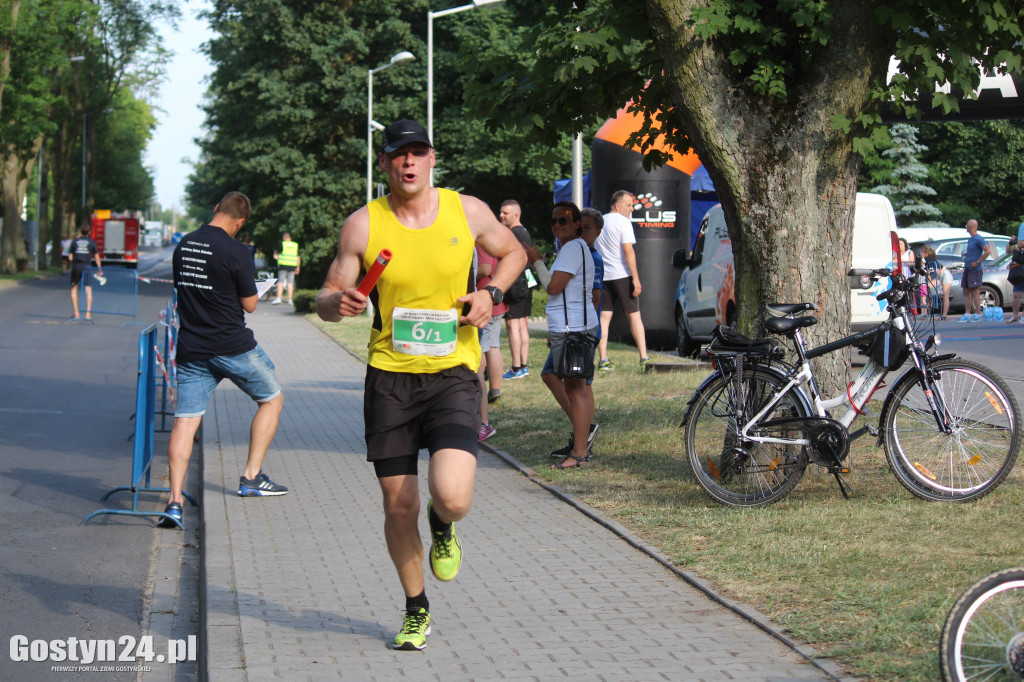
[91,210,140,268]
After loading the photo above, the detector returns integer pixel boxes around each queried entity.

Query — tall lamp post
[427,0,504,186]
[367,51,416,204]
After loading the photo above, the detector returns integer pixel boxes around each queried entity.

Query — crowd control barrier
[83,324,196,527]
[155,293,178,433]
[79,266,140,325]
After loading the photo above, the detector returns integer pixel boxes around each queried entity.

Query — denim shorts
[175,345,281,417]
[479,313,504,351]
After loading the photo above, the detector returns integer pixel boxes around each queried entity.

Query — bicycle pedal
[866,424,878,437]
[827,466,851,474]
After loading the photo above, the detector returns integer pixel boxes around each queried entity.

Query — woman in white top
[545,201,598,469]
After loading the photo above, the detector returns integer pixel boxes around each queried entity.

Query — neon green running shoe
[393,607,431,650]
[427,499,462,581]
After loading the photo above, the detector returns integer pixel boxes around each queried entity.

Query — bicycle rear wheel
[684,369,809,507]
[883,359,1020,502]
[940,567,1024,681]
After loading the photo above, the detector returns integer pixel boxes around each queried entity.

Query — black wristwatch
[484,285,503,305]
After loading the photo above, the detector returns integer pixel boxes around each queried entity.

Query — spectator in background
[61,236,73,273]
[476,243,507,434]
[69,223,103,321]
[920,244,951,320]
[533,207,605,460]
[272,232,300,305]
[498,200,534,379]
[959,219,991,323]
[163,191,288,531]
[595,190,653,373]
[543,201,598,470]
[1005,237,1024,324]
[243,235,257,271]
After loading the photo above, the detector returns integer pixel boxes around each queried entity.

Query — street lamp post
[367,51,416,204]
[427,0,504,186]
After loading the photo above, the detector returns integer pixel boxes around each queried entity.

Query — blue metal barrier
[83,324,196,527]
[79,266,140,325]
[155,293,178,433]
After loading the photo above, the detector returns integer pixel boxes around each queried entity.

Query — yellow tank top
[365,188,480,373]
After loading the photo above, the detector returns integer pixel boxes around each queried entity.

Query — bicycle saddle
[766,302,819,318]
[765,315,818,335]
[706,324,783,356]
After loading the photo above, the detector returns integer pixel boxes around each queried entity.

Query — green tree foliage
[0,0,94,271]
[92,85,156,210]
[464,0,1023,389]
[917,120,1024,234]
[0,0,173,271]
[187,0,573,287]
[870,124,945,227]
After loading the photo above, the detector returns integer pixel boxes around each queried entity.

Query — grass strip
[308,312,1024,681]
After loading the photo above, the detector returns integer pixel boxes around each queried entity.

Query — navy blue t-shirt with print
[173,224,258,363]
[71,236,98,265]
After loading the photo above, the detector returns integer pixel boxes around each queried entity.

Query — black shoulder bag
[555,242,597,379]
[1009,250,1024,285]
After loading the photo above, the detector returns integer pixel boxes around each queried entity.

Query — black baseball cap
[381,119,433,153]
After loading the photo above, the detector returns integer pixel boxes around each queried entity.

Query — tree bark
[0,148,28,272]
[645,0,894,392]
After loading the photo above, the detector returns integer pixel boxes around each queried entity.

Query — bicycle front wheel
[883,359,1021,502]
[684,369,809,507]
[940,568,1024,682]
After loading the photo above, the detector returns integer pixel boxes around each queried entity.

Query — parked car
[916,236,1011,273]
[942,251,1015,312]
[671,193,898,357]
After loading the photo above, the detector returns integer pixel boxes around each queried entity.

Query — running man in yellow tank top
[316,120,526,651]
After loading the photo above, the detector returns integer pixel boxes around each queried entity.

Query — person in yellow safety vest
[272,233,301,305]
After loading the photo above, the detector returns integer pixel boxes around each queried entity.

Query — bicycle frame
[733,285,953,448]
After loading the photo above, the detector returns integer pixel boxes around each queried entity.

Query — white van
[672,192,898,356]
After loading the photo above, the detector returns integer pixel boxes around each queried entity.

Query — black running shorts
[364,364,481,468]
[601,277,640,314]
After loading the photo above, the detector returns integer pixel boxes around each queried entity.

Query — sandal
[550,452,591,470]
[1008,317,1020,324]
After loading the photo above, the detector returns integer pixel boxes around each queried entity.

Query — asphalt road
[0,246,183,681]
[915,315,1024,409]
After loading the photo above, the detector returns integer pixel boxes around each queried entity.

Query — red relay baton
[356,249,393,295]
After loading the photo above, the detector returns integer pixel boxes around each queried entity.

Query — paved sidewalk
[200,307,849,681]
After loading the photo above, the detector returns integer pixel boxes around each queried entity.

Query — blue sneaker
[237,471,289,497]
[958,314,971,323]
[515,367,530,378]
[972,314,983,322]
[157,501,183,529]
[501,368,517,380]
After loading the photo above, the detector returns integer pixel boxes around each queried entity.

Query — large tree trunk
[48,121,78,255]
[645,0,894,392]
[36,136,54,268]
[0,149,29,272]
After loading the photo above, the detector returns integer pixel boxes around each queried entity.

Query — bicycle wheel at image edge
[883,359,1021,502]
[684,369,810,507]
[940,568,1024,682]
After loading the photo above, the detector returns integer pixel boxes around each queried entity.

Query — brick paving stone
[200,308,851,681]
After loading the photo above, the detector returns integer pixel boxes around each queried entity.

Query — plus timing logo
[626,192,675,227]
